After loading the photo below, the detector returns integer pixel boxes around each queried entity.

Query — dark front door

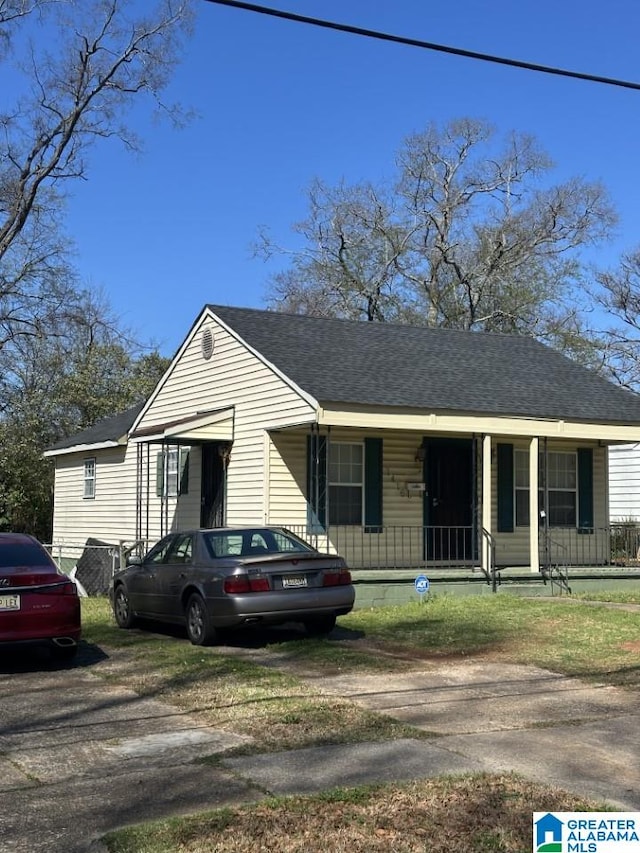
[423,438,474,561]
[201,443,226,528]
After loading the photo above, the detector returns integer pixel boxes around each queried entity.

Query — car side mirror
[127,555,143,566]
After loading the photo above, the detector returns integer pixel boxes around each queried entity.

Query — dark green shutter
[577,448,594,531]
[364,437,383,532]
[497,443,514,532]
[179,448,190,495]
[306,434,327,531]
[156,451,164,497]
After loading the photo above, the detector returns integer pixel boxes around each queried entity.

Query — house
[608,443,640,522]
[45,304,640,579]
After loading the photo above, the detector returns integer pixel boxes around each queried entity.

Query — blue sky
[59,0,640,356]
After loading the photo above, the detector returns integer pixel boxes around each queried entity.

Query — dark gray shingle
[46,403,145,452]
[210,305,640,424]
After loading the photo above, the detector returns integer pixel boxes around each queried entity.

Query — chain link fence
[46,538,147,596]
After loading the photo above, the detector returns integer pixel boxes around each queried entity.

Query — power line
[203,0,640,92]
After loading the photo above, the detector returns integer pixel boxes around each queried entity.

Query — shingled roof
[210,305,640,424]
[46,402,145,453]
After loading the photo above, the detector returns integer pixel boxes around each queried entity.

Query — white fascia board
[130,407,235,444]
[317,407,640,442]
[208,308,319,412]
[43,440,120,458]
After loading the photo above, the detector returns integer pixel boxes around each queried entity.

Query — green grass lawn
[81,593,636,853]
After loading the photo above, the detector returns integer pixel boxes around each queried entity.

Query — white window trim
[83,457,96,500]
[165,447,179,498]
[328,441,364,526]
[514,448,577,527]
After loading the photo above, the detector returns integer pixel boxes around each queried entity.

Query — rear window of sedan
[203,529,314,559]
[0,542,54,568]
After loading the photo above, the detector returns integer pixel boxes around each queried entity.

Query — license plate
[0,594,20,611]
[282,576,307,589]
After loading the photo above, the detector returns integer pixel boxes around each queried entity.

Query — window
[308,436,383,530]
[203,529,314,559]
[328,443,363,525]
[546,451,577,527]
[156,447,190,498]
[83,458,96,499]
[166,448,179,497]
[165,533,193,564]
[514,449,576,527]
[514,449,537,526]
[146,535,174,564]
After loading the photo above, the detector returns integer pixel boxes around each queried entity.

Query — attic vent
[201,329,214,360]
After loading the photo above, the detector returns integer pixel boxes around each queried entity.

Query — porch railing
[286,525,477,569]
[286,523,640,571]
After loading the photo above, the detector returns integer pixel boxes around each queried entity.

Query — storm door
[200,443,226,528]
[423,438,475,561]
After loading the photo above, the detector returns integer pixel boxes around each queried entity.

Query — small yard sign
[414,574,429,596]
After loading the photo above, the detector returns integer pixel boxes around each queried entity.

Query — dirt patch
[620,641,640,653]
[337,638,511,666]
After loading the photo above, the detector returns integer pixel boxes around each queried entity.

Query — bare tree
[595,249,640,389]
[0,0,192,350]
[261,118,615,353]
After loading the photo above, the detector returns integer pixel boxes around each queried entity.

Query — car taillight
[322,569,352,587]
[41,580,78,595]
[224,575,270,594]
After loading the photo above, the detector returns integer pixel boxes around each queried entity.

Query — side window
[145,536,174,564]
[83,458,96,499]
[328,442,363,525]
[165,534,193,564]
[156,447,190,497]
[513,448,578,528]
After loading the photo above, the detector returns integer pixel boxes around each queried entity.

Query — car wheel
[185,593,217,646]
[113,585,136,629]
[304,614,337,636]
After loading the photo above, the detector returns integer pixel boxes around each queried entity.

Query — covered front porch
[267,404,640,583]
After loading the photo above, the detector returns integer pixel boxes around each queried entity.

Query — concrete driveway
[1,636,639,852]
[0,646,260,853]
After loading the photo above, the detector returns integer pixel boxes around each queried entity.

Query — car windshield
[203,529,314,559]
[0,542,54,569]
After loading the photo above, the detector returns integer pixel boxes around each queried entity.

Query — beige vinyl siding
[134,444,201,543]
[52,444,202,549]
[138,315,315,526]
[267,428,428,566]
[51,446,138,545]
[609,444,640,522]
[268,430,608,569]
[492,440,607,567]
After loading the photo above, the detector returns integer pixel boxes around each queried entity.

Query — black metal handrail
[481,527,498,592]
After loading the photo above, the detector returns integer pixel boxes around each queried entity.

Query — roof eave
[43,439,124,458]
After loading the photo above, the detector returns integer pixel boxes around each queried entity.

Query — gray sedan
[111,527,355,645]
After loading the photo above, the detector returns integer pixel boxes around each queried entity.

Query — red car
[0,533,81,659]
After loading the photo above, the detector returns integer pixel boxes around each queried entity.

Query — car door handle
[179,572,187,579]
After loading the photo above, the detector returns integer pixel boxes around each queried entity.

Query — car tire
[304,614,337,636]
[185,593,217,646]
[113,585,136,629]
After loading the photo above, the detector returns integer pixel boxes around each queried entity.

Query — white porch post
[482,434,492,573]
[529,436,540,573]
